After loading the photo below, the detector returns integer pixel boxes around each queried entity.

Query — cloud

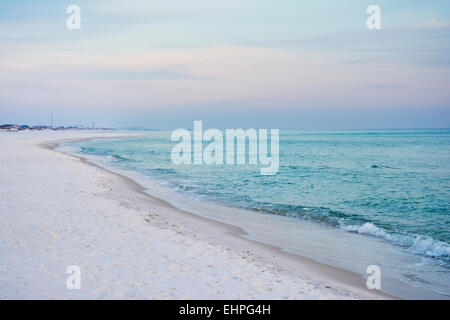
[368,83,413,89]
[65,66,212,81]
[419,18,450,29]
[1,0,450,129]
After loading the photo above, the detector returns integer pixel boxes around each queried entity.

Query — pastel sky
[1,0,450,129]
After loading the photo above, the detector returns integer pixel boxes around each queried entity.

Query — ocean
[65,129,450,298]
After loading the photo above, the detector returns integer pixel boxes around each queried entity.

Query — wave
[153,168,177,175]
[248,204,450,263]
[342,223,450,262]
[363,164,399,169]
[107,154,132,162]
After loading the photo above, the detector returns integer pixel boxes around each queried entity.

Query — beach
[0,130,392,299]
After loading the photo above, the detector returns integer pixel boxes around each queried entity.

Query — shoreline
[46,132,395,299]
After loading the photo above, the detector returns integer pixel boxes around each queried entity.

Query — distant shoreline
[0,124,113,132]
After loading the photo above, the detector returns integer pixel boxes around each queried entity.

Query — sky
[0,0,449,129]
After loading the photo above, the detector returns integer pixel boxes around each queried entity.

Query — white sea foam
[342,222,450,261]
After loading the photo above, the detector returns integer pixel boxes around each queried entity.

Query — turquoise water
[68,129,450,297]
[71,130,450,264]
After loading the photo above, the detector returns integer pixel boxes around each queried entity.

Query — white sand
[0,130,391,299]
